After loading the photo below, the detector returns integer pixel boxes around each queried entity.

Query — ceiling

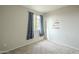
[23,5,67,13]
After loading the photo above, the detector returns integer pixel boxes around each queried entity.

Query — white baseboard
[0,37,44,54]
[49,40,79,50]
[0,51,7,54]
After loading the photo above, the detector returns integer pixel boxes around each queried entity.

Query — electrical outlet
[3,44,7,47]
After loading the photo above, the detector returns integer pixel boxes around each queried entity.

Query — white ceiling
[23,5,67,13]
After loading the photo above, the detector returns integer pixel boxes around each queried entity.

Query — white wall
[44,6,79,49]
[0,6,44,53]
[0,6,4,51]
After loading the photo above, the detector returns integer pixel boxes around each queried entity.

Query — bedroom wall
[44,6,79,49]
[0,5,44,53]
[0,6,4,51]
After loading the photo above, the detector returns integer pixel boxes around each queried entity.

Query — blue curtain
[27,12,34,40]
[40,15,44,36]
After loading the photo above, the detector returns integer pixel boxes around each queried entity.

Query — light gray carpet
[5,40,79,54]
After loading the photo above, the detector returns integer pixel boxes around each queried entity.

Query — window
[33,14,44,36]
[27,12,44,40]
[33,14,41,34]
